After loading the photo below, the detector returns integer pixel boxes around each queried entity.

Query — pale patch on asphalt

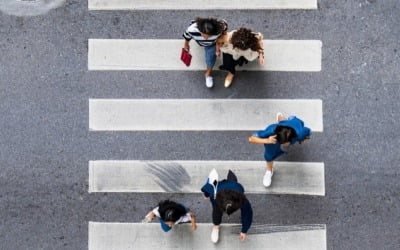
[0,0,66,16]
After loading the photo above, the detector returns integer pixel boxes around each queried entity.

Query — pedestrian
[183,17,228,88]
[142,200,197,232]
[216,27,265,88]
[201,169,253,243]
[248,113,311,187]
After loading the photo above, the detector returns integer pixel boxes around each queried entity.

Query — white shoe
[263,170,273,187]
[205,76,214,88]
[211,226,219,243]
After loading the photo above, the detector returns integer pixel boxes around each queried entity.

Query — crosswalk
[89,223,326,250]
[88,0,318,10]
[88,39,322,71]
[87,1,326,249]
[89,161,325,196]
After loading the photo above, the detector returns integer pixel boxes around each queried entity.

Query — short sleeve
[253,125,275,139]
[152,206,161,218]
[175,212,192,224]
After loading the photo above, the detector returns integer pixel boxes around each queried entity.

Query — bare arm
[190,212,197,232]
[248,135,277,144]
[257,33,265,65]
[183,40,190,50]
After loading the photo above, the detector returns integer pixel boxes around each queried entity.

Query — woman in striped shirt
[183,17,227,88]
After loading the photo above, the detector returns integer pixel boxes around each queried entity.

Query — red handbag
[180,48,192,67]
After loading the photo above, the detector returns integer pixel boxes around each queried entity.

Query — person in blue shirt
[142,200,197,232]
[201,169,253,243]
[249,113,311,187]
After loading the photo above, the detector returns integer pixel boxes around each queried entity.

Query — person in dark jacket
[201,169,253,243]
[248,113,311,187]
[142,200,197,232]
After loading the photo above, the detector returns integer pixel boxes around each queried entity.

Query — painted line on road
[89,99,323,132]
[89,161,325,196]
[88,39,322,72]
[88,0,318,10]
[88,222,327,250]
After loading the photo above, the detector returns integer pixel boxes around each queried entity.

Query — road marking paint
[89,99,323,132]
[88,0,318,10]
[88,222,327,250]
[88,39,322,72]
[89,160,325,196]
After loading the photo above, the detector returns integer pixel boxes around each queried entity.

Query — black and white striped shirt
[183,22,221,47]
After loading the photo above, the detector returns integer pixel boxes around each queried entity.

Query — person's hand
[267,135,277,144]
[259,55,265,65]
[240,232,247,241]
[216,50,221,57]
[191,223,197,232]
[183,42,190,51]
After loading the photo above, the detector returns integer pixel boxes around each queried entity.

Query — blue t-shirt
[253,116,311,161]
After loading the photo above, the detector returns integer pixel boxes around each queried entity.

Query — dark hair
[231,27,262,51]
[196,17,226,36]
[216,190,246,215]
[275,126,296,144]
[158,200,187,222]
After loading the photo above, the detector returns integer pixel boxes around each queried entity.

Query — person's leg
[227,170,238,182]
[263,161,274,187]
[211,204,222,243]
[220,53,236,88]
[266,161,273,172]
[204,46,217,88]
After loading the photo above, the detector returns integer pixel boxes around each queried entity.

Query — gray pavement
[0,0,399,249]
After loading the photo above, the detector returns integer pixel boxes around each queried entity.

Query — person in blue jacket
[201,169,253,243]
[142,200,197,232]
[248,113,311,187]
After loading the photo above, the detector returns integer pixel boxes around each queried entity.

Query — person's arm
[183,40,190,51]
[142,210,156,223]
[248,135,277,144]
[189,212,197,232]
[257,33,265,65]
[240,200,253,240]
[215,34,227,56]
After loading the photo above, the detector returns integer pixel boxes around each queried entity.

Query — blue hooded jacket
[253,116,311,161]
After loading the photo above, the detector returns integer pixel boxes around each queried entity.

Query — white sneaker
[211,226,219,243]
[205,76,214,88]
[263,170,273,187]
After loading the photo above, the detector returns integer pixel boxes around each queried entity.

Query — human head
[196,17,225,38]
[275,126,296,144]
[158,200,187,225]
[216,189,246,215]
[231,27,262,51]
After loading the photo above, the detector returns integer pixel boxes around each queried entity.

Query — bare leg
[277,113,286,122]
[266,161,273,172]
[205,67,212,77]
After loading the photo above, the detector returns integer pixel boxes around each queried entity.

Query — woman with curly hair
[216,27,265,88]
[183,17,228,88]
[142,200,197,232]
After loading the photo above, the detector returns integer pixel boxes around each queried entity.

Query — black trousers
[212,170,238,225]
[219,53,248,74]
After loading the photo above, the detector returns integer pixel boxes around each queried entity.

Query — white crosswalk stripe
[87,1,326,248]
[88,222,327,250]
[89,99,323,132]
[89,160,325,196]
[88,0,318,10]
[88,39,322,71]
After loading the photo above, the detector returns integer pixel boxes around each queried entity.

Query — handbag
[180,48,192,67]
